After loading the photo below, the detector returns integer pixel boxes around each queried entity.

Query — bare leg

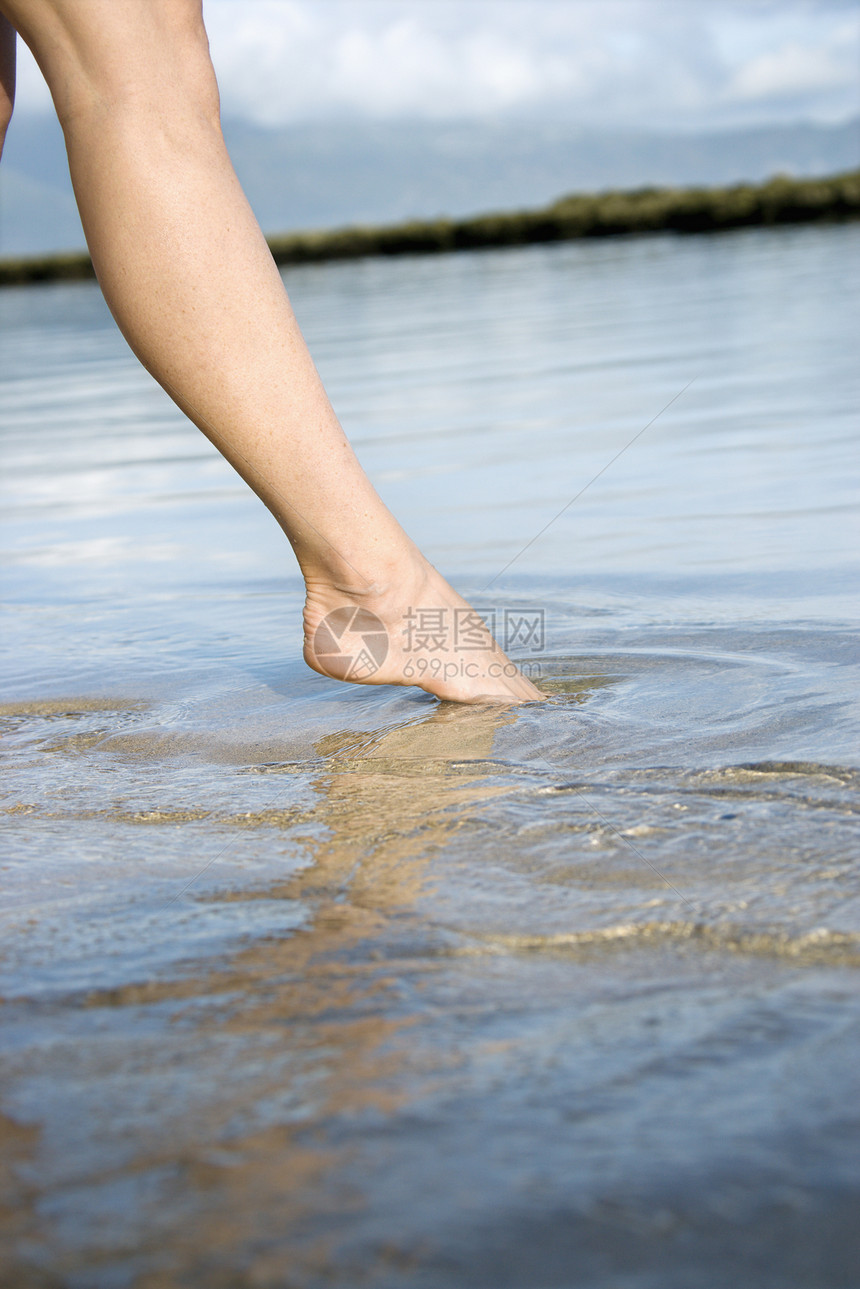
[0,14,14,157]
[0,0,541,703]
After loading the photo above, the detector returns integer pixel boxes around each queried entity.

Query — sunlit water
[1,224,859,1287]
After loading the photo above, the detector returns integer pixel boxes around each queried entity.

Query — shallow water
[1,224,859,1287]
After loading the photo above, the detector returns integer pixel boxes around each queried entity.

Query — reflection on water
[1,224,860,1286]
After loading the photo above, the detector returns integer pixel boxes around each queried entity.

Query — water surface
[1,224,859,1287]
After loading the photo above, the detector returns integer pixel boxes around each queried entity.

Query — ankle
[299,542,432,611]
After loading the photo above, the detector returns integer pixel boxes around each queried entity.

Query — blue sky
[12,0,860,130]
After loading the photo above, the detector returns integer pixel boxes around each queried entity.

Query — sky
[11,0,860,131]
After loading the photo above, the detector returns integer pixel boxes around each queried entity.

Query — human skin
[0,0,541,703]
[0,14,14,151]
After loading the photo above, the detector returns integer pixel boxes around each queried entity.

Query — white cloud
[727,8,860,121]
[732,43,848,100]
[203,0,579,122]
[202,0,860,128]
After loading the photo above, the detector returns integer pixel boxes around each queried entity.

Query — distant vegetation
[2,168,858,286]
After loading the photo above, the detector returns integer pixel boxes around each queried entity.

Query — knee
[14,1,221,134]
[109,5,222,128]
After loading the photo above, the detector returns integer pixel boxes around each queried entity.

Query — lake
[1,222,859,1287]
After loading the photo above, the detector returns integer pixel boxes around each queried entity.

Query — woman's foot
[302,558,543,704]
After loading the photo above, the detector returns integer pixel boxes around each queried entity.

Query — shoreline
[1,167,858,287]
